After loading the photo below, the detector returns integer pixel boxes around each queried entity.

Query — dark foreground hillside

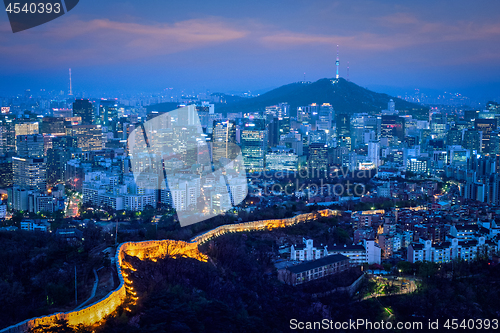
[27,229,500,333]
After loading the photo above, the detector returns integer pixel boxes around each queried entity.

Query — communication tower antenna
[335,45,340,79]
[68,68,73,96]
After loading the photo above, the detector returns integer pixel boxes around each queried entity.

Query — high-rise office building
[265,103,289,120]
[115,117,132,140]
[0,157,13,188]
[15,122,39,136]
[329,146,348,166]
[336,113,350,139]
[368,141,380,167]
[381,115,405,142]
[13,187,29,211]
[212,120,237,161]
[177,104,198,127]
[405,136,419,147]
[41,117,66,135]
[0,118,16,154]
[464,110,479,125]
[407,157,429,175]
[47,148,71,185]
[265,147,298,171]
[309,130,327,144]
[51,135,78,150]
[297,104,319,124]
[99,100,118,127]
[16,134,44,158]
[446,126,463,146]
[280,133,303,156]
[463,129,482,152]
[455,120,469,132]
[241,119,267,171]
[364,116,379,136]
[297,106,310,123]
[475,118,497,154]
[317,103,334,130]
[66,125,103,151]
[489,130,500,156]
[46,136,77,184]
[279,117,291,136]
[388,99,396,113]
[351,113,369,148]
[336,112,351,150]
[13,157,46,192]
[73,99,94,125]
[431,113,447,135]
[182,137,201,166]
[196,104,211,130]
[266,117,280,148]
[146,112,171,129]
[308,143,328,171]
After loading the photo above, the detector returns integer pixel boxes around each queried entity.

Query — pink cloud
[259,17,500,57]
[2,12,500,71]
[376,12,421,26]
[0,17,249,67]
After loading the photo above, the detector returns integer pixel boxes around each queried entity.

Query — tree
[29,319,74,333]
[141,205,156,223]
[396,261,414,274]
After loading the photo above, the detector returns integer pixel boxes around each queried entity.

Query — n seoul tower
[335,45,340,79]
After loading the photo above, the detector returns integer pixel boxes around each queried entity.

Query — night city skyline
[3,1,500,332]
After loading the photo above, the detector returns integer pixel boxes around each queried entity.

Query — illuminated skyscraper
[212,120,237,161]
[368,141,380,167]
[241,119,267,171]
[336,113,350,138]
[463,129,482,153]
[446,126,463,146]
[381,115,405,142]
[0,157,13,187]
[0,117,16,154]
[73,99,94,125]
[475,118,497,154]
[99,100,118,127]
[66,125,103,151]
[431,113,446,135]
[16,134,44,158]
[41,117,66,135]
[317,103,334,130]
[266,147,298,171]
[15,122,39,136]
[388,99,396,113]
[308,143,328,171]
[336,112,351,149]
[47,136,77,184]
[13,157,46,192]
[177,104,198,127]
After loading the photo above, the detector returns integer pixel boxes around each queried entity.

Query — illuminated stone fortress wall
[0,209,339,333]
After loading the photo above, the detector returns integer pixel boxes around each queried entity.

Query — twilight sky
[1,0,500,101]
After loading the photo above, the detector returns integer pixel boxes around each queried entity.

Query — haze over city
[1,0,500,102]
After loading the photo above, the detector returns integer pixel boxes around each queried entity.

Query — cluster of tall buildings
[0,96,133,213]
[1,86,500,218]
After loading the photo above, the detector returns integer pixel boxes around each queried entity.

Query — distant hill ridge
[148,78,428,116]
